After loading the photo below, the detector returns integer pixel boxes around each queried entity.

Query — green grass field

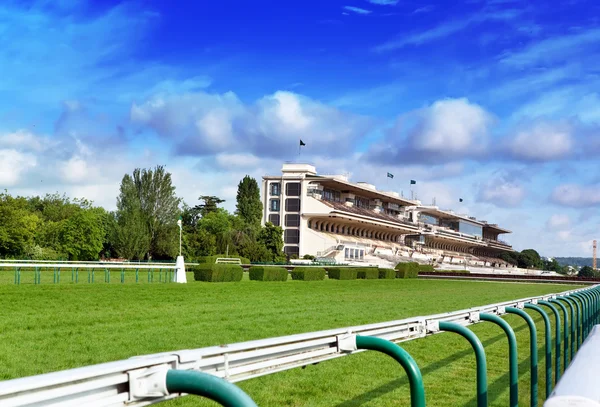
[0,276,584,406]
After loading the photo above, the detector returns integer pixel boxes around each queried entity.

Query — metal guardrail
[0,285,597,406]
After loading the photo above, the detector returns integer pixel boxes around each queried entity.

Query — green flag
[387,172,394,179]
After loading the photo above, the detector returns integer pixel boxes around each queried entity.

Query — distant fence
[0,261,183,285]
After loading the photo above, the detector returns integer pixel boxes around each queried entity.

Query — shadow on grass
[335,321,550,407]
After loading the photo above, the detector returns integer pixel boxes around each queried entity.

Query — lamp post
[177,216,182,256]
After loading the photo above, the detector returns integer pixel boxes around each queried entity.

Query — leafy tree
[197,208,233,254]
[258,222,284,261]
[499,251,518,265]
[58,207,106,260]
[0,192,39,257]
[196,196,225,218]
[578,266,596,278]
[518,249,542,269]
[115,166,181,259]
[235,175,263,229]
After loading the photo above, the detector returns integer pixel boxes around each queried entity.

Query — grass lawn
[0,276,584,406]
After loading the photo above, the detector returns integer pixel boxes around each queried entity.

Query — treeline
[554,257,593,268]
[0,166,284,262]
[498,249,569,274]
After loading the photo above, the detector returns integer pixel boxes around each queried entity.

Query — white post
[175,255,187,283]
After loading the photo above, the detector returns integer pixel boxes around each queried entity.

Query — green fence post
[76,268,79,284]
[34,267,39,285]
[148,269,150,283]
[573,292,589,338]
[159,268,163,283]
[57,267,60,284]
[438,321,487,407]
[549,299,569,369]
[590,288,600,325]
[136,268,139,283]
[88,269,91,283]
[506,307,537,407]
[583,290,594,335]
[355,336,426,407]
[121,268,125,284]
[567,294,583,348]
[107,268,110,283]
[53,267,57,284]
[165,370,257,407]
[17,267,20,285]
[524,303,552,399]
[92,269,95,283]
[71,268,74,283]
[480,313,518,407]
[556,297,576,361]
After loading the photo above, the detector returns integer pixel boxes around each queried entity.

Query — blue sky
[1,0,599,257]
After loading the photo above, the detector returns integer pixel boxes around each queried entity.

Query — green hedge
[395,262,420,272]
[196,255,250,265]
[418,264,434,272]
[396,268,419,279]
[379,268,396,279]
[291,267,326,281]
[327,268,358,280]
[249,266,288,281]
[192,264,243,282]
[357,268,379,279]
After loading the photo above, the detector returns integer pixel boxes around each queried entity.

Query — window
[284,229,300,244]
[285,214,300,227]
[270,182,281,196]
[355,196,370,208]
[270,199,280,211]
[285,198,300,212]
[322,188,341,202]
[285,182,301,196]
[268,214,280,226]
[284,246,300,256]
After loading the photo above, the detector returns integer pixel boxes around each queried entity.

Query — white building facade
[262,163,513,264]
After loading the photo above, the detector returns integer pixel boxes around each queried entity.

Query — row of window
[269,198,300,212]
[269,182,301,197]
[268,214,300,227]
[345,248,365,260]
[284,246,300,256]
[307,221,399,242]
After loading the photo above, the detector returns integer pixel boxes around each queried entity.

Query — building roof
[306,175,418,207]
[418,207,485,226]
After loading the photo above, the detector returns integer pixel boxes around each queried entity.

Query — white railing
[0,285,593,406]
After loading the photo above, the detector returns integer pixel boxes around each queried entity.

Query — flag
[410,180,416,185]
[387,172,394,179]
[299,139,306,146]
[459,198,463,203]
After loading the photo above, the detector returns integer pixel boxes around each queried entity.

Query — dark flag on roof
[387,172,394,179]
[410,180,416,185]
[299,139,306,146]
[459,198,464,202]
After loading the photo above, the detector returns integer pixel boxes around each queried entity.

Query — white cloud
[546,214,571,230]
[478,175,526,207]
[551,184,600,208]
[366,0,398,4]
[343,6,372,15]
[131,90,373,158]
[0,149,37,186]
[215,153,262,169]
[410,98,492,153]
[508,121,573,161]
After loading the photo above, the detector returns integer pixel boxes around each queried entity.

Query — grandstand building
[261,163,513,266]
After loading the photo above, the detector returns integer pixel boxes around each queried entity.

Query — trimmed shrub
[192,264,243,282]
[396,264,419,279]
[291,267,326,281]
[357,268,379,279]
[327,268,358,280]
[196,255,250,265]
[249,266,288,281]
[418,264,435,272]
[378,268,396,279]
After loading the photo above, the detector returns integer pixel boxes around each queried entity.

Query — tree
[197,208,233,254]
[0,192,39,258]
[258,222,284,261]
[115,166,181,259]
[578,266,596,278]
[195,196,224,218]
[518,249,542,269]
[235,176,263,229]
